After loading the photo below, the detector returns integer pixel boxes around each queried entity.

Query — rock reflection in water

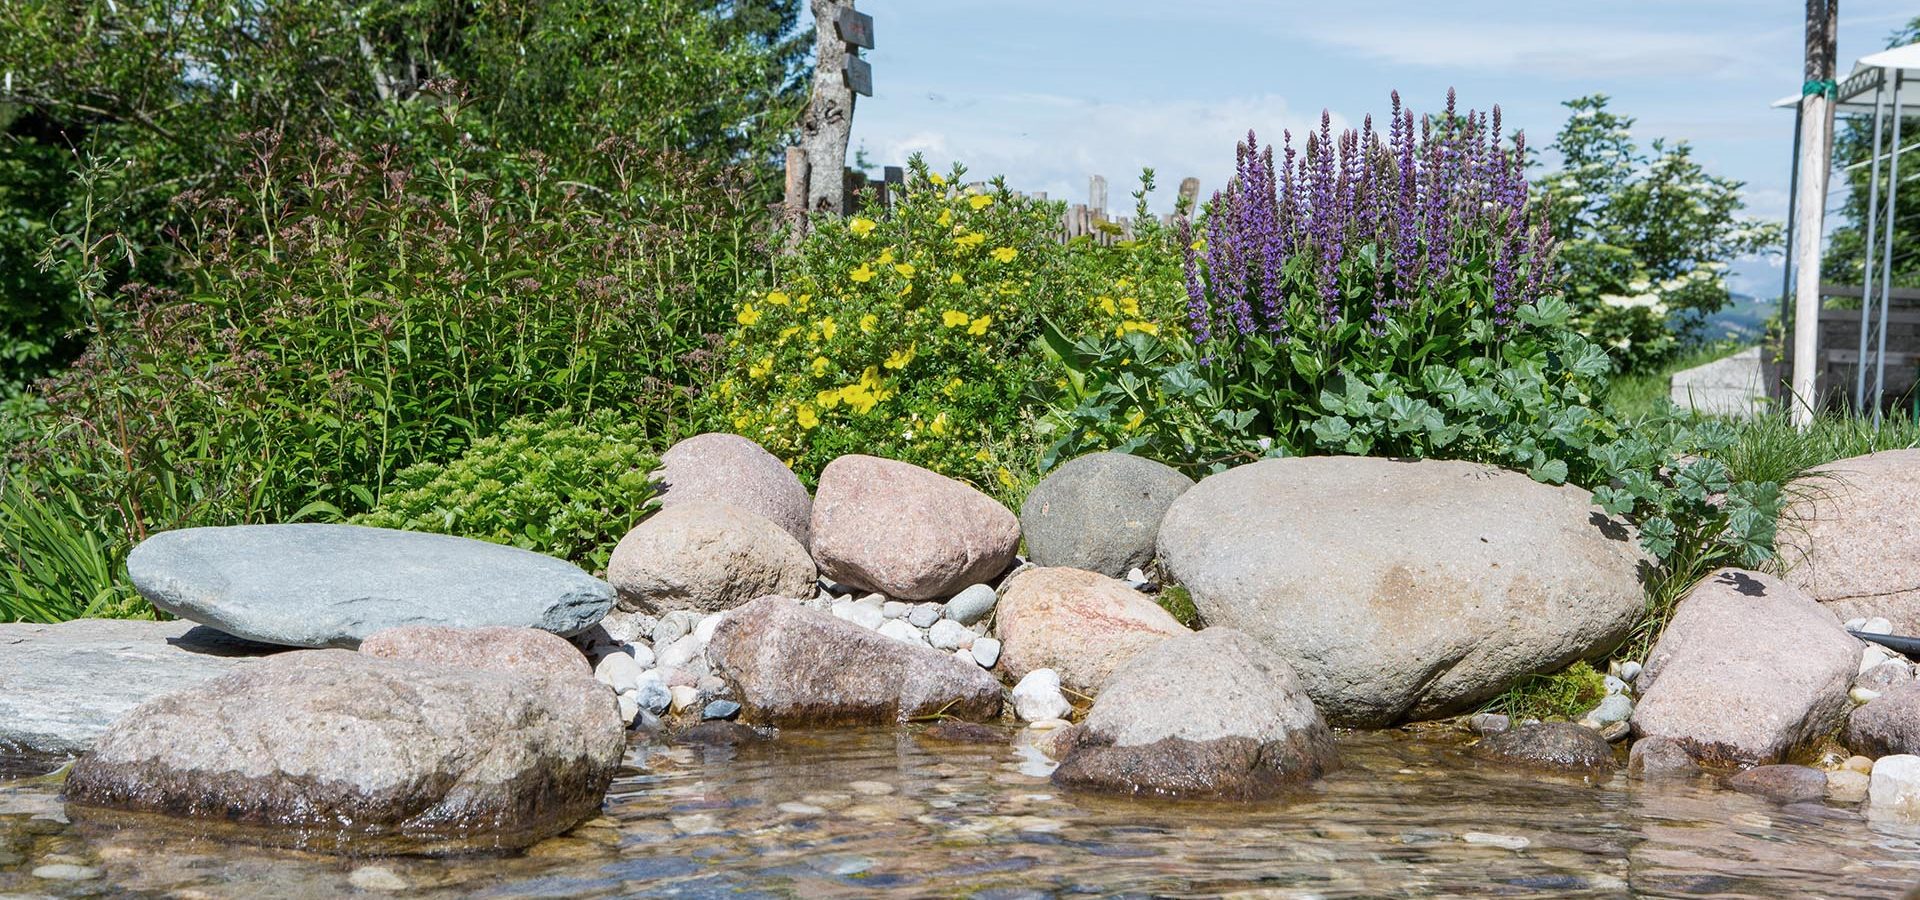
[4,729,1920,898]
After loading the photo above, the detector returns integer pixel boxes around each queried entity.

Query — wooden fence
[1768,283,1920,412]
[783,153,1201,246]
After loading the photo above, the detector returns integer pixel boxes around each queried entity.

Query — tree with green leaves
[1536,95,1781,372]
[0,0,809,389]
[1824,16,1920,291]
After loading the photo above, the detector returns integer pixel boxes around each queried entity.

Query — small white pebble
[778,802,826,815]
[848,780,896,795]
[32,864,102,881]
[1461,832,1530,850]
[348,865,409,892]
[1864,617,1895,636]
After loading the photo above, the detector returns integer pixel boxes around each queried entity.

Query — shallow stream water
[3,728,1919,898]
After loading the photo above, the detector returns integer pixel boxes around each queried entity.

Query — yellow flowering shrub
[713,157,1125,497]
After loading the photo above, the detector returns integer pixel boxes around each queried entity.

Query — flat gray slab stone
[0,619,280,755]
[1670,347,1766,418]
[128,524,616,649]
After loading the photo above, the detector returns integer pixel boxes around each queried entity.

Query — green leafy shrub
[355,412,658,573]
[714,157,1136,497]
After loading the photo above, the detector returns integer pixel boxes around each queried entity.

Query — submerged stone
[1474,722,1616,774]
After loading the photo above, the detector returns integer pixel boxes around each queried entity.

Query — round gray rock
[1051,628,1338,799]
[809,455,1019,601]
[1846,681,1920,757]
[1158,457,1647,727]
[1474,722,1616,774]
[63,649,625,854]
[1779,450,1920,631]
[127,524,615,649]
[1020,453,1193,578]
[607,501,817,615]
[358,625,590,679]
[654,433,813,545]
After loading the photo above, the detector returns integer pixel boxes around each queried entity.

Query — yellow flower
[996,467,1016,489]
[894,263,916,279]
[778,326,801,343]
[990,246,1017,263]
[877,247,896,266]
[811,355,830,377]
[953,231,986,249]
[946,377,964,398]
[967,315,991,336]
[849,217,877,237]
[748,356,773,379]
[930,173,947,186]
[736,303,762,326]
[968,194,993,211]
[1096,295,1118,316]
[733,415,751,430]
[1120,296,1142,316]
[766,290,790,306]
[797,405,820,429]
[795,293,812,311]
[1121,320,1159,335]
[1189,239,1206,252]
[929,412,949,436]
[816,389,841,408]
[884,344,916,369]
[898,283,913,297]
[818,317,838,340]
[942,310,971,328]
[973,448,992,462]
[1125,409,1146,431]
[936,208,952,227]
[850,263,876,283]
[949,272,964,285]
[858,313,878,333]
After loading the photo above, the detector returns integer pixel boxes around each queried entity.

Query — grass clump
[1487,660,1607,722]
[1154,584,1201,630]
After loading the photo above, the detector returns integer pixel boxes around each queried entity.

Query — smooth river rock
[1051,628,1338,799]
[809,455,1019,601]
[1779,450,1920,631]
[1474,722,1616,775]
[1019,452,1193,577]
[994,566,1189,693]
[1631,569,1858,767]
[63,650,625,853]
[127,524,615,648]
[358,625,590,679]
[606,501,817,615]
[654,433,813,544]
[704,596,1003,725]
[1157,457,1647,727]
[1846,681,1920,758]
[0,619,278,754]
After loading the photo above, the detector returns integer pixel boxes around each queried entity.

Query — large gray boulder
[606,501,817,615]
[0,619,277,754]
[358,625,590,679]
[1157,457,1646,727]
[654,433,813,544]
[994,566,1188,693]
[809,455,1019,601]
[128,524,614,648]
[1631,569,1858,767]
[63,649,625,854]
[1020,453,1193,577]
[1051,628,1337,799]
[704,596,1002,725]
[1779,450,1920,631]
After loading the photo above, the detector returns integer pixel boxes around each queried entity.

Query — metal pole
[1779,102,1803,336]
[1875,71,1906,420]
[1857,72,1887,411]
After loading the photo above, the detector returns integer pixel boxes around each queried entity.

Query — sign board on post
[836,8,875,49]
[843,55,873,97]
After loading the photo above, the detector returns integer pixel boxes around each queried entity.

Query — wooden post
[1089,175,1108,222]
[782,148,810,252]
[1790,0,1838,426]
[798,0,864,216]
[1177,177,1201,215]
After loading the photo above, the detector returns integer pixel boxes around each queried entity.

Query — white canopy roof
[1773,41,1920,116]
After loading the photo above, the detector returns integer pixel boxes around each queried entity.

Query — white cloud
[854,92,1335,214]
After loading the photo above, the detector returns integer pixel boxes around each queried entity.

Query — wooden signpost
[788,1,873,244]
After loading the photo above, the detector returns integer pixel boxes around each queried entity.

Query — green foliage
[1488,661,1607,722]
[0,0,807,388]
[0,471,150,623]
[713,158,1152,497]
[355,412,659,573]
[1537,95,1781,371]
[1826,17,1920,289]
[1154,584,1201,630]
[1604,340,1752,420]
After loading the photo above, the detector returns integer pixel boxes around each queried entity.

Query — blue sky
[833,1,1920,299]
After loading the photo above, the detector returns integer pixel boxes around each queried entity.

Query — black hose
[1853,631,1920,656]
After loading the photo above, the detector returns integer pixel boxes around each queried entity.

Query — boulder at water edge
[1019,452,1193,577]
[809,455,1019,601]
[606,501,818,615]
[127,524,615,648]
[1778,450,1920,631]
[0,619,277,754]
[1845,681,1920,758]
[359,625,591,679]
[1157,457,1646,727]
[994,566,1189,693]
[704,596,1002,724]
[654,433,813,544]
[1474,722,1616,775]
[1051,628,1337,799]
[63,650,625,853]
[1630,569,1857,767]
